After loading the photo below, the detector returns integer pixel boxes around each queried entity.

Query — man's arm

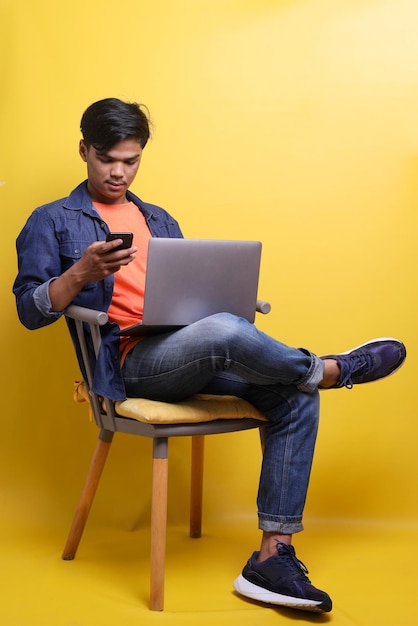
[48,239,137,312]
[13,207,136,328]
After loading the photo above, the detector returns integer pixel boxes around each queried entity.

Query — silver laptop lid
[142,238,262,326]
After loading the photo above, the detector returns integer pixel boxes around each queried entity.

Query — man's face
[79,138,143,204]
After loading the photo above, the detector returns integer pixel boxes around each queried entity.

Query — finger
[103,238,124,253]
[104,246,137,261]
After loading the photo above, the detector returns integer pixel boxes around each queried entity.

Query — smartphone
[106,232,133,251]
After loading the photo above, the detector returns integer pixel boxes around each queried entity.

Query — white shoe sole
[233,574,325,612]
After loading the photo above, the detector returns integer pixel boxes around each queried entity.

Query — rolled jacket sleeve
[33,279,62,320]
[13,208,64,329]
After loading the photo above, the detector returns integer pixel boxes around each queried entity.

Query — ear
[79,139,88,162]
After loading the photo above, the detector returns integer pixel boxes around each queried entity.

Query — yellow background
[1,0,417,624]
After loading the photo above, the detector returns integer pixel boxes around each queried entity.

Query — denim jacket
[13,181,183,400]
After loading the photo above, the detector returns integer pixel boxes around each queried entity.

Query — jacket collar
[63,180,155,221]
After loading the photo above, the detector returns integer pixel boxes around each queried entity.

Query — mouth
[106,180,125,190]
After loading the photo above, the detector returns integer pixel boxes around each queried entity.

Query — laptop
[118,237,262,336]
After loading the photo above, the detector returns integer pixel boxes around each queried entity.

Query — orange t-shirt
[94,202,151,363]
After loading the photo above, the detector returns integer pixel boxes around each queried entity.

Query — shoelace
[339,350,374,389]
[276,541,311,581]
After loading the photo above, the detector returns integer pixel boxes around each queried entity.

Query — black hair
[80,98,151,151]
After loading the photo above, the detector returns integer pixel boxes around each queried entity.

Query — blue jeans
[122,313,324,534]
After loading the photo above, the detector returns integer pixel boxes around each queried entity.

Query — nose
[110,161,124,178]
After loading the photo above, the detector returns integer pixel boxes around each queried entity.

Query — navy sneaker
[322,338,406,388]
[233,542,332,613]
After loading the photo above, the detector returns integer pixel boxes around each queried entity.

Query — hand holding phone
[106,232,133,251]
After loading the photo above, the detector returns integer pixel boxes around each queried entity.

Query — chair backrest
[65,305,120,431]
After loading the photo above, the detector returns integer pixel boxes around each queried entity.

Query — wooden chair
[62,304,269,610]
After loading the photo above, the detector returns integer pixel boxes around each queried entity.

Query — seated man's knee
[200,312,246,343]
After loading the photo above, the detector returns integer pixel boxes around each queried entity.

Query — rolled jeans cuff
[258,515,304,535]
[296,351,324,393]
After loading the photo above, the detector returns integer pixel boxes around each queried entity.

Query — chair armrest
[65,305,108,326]
[256,299,271,314]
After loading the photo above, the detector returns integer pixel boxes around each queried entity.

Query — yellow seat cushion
[74,381,266,424]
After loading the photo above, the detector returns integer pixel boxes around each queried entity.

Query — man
[13,98,406,613]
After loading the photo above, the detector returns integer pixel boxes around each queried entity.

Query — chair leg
[62,430,113,560]
[150,438,169,611]
[190,435,204,538]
